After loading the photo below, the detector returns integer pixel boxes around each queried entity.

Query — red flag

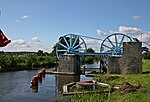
[0,29,11,47]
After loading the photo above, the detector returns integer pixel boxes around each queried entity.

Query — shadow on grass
[142,71,150,74]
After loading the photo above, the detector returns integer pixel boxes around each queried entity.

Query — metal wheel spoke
[74,49,79,51]
[63,37,69,47]
[70,35,72,47]
[107,37,115,47]
[72,36,79,47]
[57,49,67,52]
[64,52,68,54]
[118,35,125,48]
[58,42,68,49]
[120,46,123,50]
[102,44,112,50]
[115,34,118,47]
[74,41,84,49]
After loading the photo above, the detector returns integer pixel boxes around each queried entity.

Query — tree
[143,51,150,59]
[87,48,95,53]
[84,56,94,64]
[50,45,56,57]
[36,50,44,56]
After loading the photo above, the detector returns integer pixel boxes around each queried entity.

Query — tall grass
[71,60,150,102]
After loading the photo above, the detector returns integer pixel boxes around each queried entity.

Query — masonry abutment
[58,54,80,75]
[108,42,142,74]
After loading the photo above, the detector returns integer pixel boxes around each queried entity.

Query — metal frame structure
[100,33,133,55]
[56,34,87,58]
[56,33,135,58]
[55,33,138,73]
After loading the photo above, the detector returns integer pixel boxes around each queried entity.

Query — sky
[0,0,150,53]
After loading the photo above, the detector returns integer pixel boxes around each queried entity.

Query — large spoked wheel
[56,34,87,58]
[100,33,133,56]
[100,33,133,73]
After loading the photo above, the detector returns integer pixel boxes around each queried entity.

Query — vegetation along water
[0,50,57,72]
[71,59,150,102]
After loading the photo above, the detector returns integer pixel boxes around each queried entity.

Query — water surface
[0,69,92,102]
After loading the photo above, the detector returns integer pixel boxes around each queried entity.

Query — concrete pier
[107,56,121,74]
[108,42,142,74]
[58,54,80,75]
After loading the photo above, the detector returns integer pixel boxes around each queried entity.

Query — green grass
[142,59,150,72]
[71,60,150,102]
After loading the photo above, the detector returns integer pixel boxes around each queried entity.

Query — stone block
[58,54,80,74]
[108,56,121,74]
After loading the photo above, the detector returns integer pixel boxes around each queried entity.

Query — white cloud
[0,37,51,52]
[32,37,42,42]
[15,15,30,23]
[12,39,27,45]
[130,31,150,49]
[22,15,30,19]
[142,32,150,43]
[119,25,142,34]
[109,30,119,34]
[96,29,108,36]
[85,39,102,52]
[132,16,140,20]
[136,31,150,43]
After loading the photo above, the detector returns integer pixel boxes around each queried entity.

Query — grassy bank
[72,60,150,102]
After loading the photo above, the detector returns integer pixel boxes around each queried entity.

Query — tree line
[0,50,58,71]
[143,51,150,59]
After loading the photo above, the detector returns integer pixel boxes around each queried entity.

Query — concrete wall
[108,42,142,74]
[107,56,121,74]
[58,54,80,74]
[120,42,142,74]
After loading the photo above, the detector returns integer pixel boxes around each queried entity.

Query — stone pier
[108,42,142,74]
[58,54,80,75]
[107,56,121,74]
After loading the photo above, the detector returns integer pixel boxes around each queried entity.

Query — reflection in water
[31,72,45,93]
[38,78,42,84]
[83,62,101,73]
[56,75,80,92]
[0,68,94,101]
[31,73,93,97]
[31,85,38,93]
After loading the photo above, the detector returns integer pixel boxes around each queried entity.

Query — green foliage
[36,50,50,56]
[81,48,100,64]
[0,55,17,68]
[50,45,56,57]
[83,56,94,64]
[142,59,150,73]
[72,93,108,102]
[143,51,150,59]
[0,54,57,71]
[87,48,95,53]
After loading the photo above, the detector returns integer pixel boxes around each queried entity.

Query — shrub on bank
[0,55,57,71]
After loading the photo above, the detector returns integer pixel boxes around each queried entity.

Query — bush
[84,56,94,64]
[0,54,57,70]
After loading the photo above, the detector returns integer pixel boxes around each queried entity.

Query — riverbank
[72,59,150,102]
[0,54,58,72]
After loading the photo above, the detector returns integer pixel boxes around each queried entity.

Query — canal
[0,69,93,102]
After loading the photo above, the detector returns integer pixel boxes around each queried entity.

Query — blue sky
[0,0,150,52]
